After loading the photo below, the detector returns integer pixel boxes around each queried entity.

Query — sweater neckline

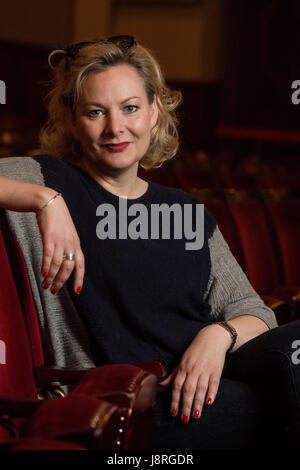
[68,161,154,204]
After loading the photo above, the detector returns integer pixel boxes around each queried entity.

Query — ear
[150,95,159,130]
[66,109,79,140]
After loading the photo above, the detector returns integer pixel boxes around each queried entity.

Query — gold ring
[63,253,75,261]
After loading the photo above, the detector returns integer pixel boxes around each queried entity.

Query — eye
[87,109,104,118]
[124,105,139,113]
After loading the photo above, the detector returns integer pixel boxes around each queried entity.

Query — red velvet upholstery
[260,163,300,192]
[191,188,246,269]
[262,191,300,286]
[21,394,123,450]
[0,227,39,402]
[225,190,281,294]
[224,190,299,322]
[0,210,159,450]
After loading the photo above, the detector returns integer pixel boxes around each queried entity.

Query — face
[68,64,158,176]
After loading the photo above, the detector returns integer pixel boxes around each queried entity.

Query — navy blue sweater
[34,155,216,372]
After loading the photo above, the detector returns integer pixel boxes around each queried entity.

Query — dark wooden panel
[168,80,221,155]
[0,40,51,155]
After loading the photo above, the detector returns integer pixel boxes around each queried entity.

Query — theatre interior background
[1,0,300,329]
[1,0,300,451]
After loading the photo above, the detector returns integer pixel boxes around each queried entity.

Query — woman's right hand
[0,176,84,294]
[36,191,85,295]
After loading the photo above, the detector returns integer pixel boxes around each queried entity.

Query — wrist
[34,187,59,214]
[201,323,232,352]
[214,321,238,353]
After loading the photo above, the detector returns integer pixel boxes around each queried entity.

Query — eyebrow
[83,96,141,107]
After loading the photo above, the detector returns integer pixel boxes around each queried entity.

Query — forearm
[212,314,269,353]
[0,175,56,213]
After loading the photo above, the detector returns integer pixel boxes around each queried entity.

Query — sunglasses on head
[49,35,137,69]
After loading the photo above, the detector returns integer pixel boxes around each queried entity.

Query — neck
[75,159,148,199]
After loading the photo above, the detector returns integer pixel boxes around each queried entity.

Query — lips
[103,142,130,152]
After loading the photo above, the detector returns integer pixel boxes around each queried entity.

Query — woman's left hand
[159,323,232,422]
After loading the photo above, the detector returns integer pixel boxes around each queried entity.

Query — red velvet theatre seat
[224,189,298,324]
[191,188,246,268]
[261,190,300,286]
[0,210,161,450]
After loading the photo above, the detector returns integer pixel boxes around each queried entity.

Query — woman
[0,35,299,449]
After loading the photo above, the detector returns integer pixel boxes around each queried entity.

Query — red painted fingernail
[42,282,50,289]
[182,414,189,423]
[171,408,177,417]
[51,286,58,294]
[76,286,82,294]
[206,397,212,405]
[42,271,48,278]
[193,409,200,419]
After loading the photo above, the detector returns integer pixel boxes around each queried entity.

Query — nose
[104,110,125,136]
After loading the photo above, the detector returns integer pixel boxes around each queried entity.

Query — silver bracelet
[36,192,62,215]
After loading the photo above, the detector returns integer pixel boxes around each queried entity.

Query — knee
[271,320,300,355]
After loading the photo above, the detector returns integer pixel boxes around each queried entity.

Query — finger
[170,367,186,418]
[50,255,76,294]
[181,374,201,423]
[72,249,85,294]
[192,376,209,420]
[205,374,221,407]
[41,240,55,279]
[159,368,177,386]
[42,246,64,290]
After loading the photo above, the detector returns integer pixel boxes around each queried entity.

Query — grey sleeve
[0,156,41,183]
[204,226,278,330]
[0,156,96,369]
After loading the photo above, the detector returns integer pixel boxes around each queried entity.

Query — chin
[86,148,142,172]
[106,154,141,170]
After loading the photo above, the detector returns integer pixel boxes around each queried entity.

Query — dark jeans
[151,320,300,450]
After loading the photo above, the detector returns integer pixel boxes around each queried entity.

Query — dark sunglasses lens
[50,51,66,67]
[66,41,94,59]
[63,35,136,66]
[107,35,136,50]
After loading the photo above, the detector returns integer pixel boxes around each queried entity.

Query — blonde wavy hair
[39,37,182,170]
